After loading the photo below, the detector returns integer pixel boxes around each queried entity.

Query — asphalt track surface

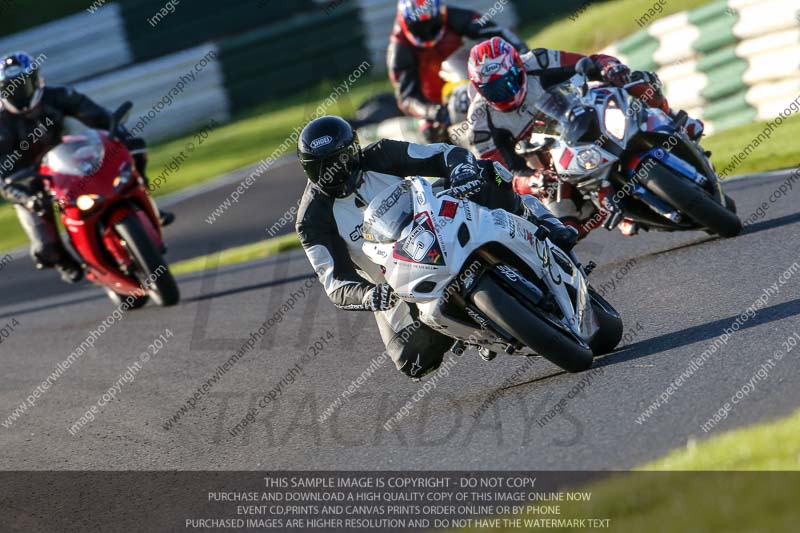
[1,167,799,470]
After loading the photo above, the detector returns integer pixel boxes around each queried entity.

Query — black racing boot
[159,210,176,227]
[136,157,175,227]
[55,258,84,284]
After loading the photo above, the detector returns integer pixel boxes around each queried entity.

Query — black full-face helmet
[0,52,44,114]
[298,116,363,198]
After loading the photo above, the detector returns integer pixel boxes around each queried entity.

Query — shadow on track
[500,365,566,391]
[183,274,315,303]
[742,212,800,236]
[600,297,800,367]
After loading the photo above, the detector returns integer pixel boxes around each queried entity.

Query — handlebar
[2,166,42,186]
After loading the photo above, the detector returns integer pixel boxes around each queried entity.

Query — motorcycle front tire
[471,274,593,373]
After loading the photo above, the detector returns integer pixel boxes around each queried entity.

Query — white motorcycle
[361,177,623,372]
[517,58,742,238]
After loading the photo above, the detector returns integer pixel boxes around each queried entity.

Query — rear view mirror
[108,101,133,140]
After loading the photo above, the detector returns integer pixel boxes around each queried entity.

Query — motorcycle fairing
[42,131,164,296]
[363,177,599,351]
[393,211,446,266]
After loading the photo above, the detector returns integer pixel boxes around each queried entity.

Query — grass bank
[452,407,800,533]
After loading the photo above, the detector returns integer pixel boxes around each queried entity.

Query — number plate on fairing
[393,212,446,266]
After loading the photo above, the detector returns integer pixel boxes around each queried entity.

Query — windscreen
[42,130,105,177]
[362,181,414,244]
[532,82,603,146]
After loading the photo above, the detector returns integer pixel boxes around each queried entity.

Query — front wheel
[471,275,593,373]
[114,214,180,307]
[587,288,623,355]
[724,193,737,214]
[643,163,742,238]
[104,288,149,310]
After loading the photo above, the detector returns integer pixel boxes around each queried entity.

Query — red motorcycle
[9,103,179,308]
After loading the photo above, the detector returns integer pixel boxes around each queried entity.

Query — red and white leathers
[387,6,528,142]
[467,47,703,237]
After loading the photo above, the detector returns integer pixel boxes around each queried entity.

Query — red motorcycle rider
[466,37,705,237]
[0,52,172,283]
[388,0,528,143]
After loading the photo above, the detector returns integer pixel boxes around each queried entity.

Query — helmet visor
[301,143,362,197]
[1,68,38,111]
[478,66,525,104]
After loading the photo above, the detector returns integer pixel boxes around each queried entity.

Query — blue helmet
[0,52,44,113]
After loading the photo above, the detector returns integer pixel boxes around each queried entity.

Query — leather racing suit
[388,6,528,142]
[296,140,556,379]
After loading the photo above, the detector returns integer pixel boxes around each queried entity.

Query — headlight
[76,194,102,211]
[113,165,133,191]
[604,102,627,141]
[576,148,603,170]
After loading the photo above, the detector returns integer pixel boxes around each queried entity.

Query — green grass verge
[704,115,800,178]
[452,407,800,533]
[522,0,710,54]
[643,409,800,471]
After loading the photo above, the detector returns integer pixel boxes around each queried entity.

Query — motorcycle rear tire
[471,275,593,373]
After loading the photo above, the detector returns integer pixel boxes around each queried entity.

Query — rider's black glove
[449,178,484,200]
[364,283,399,312]
[449,160,513,199]
[26,194,45,214]
[629,70,663,90]
[448,161,483,199]
[433,105,451,126]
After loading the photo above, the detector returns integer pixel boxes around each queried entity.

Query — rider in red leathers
[387,0,528,143]
[465,37,705,238]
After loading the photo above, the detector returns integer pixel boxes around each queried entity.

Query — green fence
[0,0,88,36]
[117,0,318,62]
[218,3,369,112]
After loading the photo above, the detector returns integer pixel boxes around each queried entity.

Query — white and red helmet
[468,37,527,112]
[397,0,448,48]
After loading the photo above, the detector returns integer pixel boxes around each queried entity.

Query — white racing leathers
[297,139,526,378]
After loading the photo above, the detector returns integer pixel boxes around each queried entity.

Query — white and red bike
[361,177,623,372]
[517,58,742,238]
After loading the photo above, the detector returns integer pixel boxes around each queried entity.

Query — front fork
[452,257,556,356]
